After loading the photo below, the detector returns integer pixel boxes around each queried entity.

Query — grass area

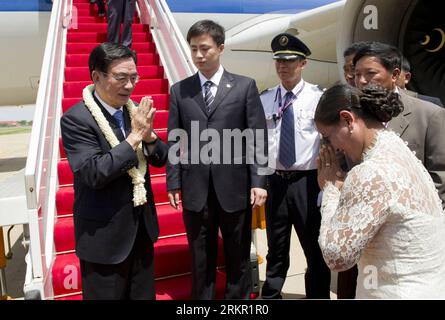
[0,126,32,136]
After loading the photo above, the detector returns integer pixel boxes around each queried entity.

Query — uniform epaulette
[260,88,273,95]
[313,85,325,92]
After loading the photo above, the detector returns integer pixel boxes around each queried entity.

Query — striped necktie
[203,81,214,113]
[278,91,296,169]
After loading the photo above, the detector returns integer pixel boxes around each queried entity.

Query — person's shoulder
[174,74,194,85]
[62,100,87,118]
[225,71,254,84]
[260,85,277,96]
[304,81,324,94]
[400,90,444,115]
[417,94,444,108]
[259,85,278,102]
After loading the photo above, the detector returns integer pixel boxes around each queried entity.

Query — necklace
[82,84,147,207]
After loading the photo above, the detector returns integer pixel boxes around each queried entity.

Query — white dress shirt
[198,64,224,98]
[94,91,126,137]
[260,79,323,171]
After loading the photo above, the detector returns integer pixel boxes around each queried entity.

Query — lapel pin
[226,84,231,88]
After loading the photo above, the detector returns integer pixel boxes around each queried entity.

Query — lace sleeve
[318,164,393,272]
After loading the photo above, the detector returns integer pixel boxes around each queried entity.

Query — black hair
[88,43,137,80]
[352,42,402,72]
[343,41,373,58]
[401,56,411,72]
[315,83,404,125]
[186,20,225,46]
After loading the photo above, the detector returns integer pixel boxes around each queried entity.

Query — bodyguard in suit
[354,42,445,206]
[396,56,443,107]
[107,0,135,47]
[61,43,168,299]
[260,33,331,299]
[166,20,268,299]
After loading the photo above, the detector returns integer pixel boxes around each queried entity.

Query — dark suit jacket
[404,89,443,108]
[60,97,168,264]
[388,90,445,206]
[166,70,267,213]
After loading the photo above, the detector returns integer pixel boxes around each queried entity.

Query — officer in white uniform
[260,33,331,299]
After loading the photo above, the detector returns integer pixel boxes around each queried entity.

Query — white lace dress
[319,130,445,299]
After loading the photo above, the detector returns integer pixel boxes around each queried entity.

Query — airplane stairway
[51,0,226,300]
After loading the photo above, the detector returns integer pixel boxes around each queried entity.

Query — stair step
[62,93,169,113]
[54,270,226,300]
[75,16,139,23]
[54,202,185,253]
[66,42,155,54]
[51,237,225,296]
[56,175,170,215]
[57,158,166,186]
[65,52,159,67]
[54,206,184,253]
[67,32,151,43]
[155,270,226,300]
[63,78,168,98]
[64,65,163,82]
[70,23,147,33]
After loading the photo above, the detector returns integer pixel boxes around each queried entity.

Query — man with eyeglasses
[60,43,168,299]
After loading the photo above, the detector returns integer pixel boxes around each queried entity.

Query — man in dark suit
[166,20,268,299]
[107,0,135,47]
[60,43,168,299]
[397,56,443,107]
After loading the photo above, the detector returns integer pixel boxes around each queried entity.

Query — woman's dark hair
[186,20,225,46]
[88,43,137,80]
[314,83,404,125]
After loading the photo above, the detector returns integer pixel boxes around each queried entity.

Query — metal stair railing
[23,0,71,300]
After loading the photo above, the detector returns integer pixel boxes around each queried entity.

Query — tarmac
[0,131,338,300]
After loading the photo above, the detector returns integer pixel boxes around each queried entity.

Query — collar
[93,90,124,116]
[198,65,224,88]
[279,78,304,98]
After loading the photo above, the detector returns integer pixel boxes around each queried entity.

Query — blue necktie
[113,109,125,131]
[203,81,214,113]
[279,92,296,169]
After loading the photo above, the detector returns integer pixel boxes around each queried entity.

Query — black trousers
[183,179,252,300]
[337,265,358,299]
[80,215,155,300]
[107,0,135,47]
[261,170,331,299]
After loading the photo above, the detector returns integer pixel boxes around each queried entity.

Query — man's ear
[392,68,401,82]
[91,70,100,84]
[219,43,225,55]
[404,71,412,84]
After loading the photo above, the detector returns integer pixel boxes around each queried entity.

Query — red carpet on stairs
[53,0,226,300]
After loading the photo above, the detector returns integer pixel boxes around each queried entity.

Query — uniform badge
[279,35,289,47]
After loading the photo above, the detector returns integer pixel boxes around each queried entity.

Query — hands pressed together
[317,143,346,190]
[127,96,157,150]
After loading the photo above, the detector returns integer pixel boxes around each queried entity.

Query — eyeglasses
[102,72,140,85]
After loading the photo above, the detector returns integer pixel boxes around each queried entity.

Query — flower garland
[83,84,147,207]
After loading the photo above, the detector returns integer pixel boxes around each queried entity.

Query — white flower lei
[83,84,147,207]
